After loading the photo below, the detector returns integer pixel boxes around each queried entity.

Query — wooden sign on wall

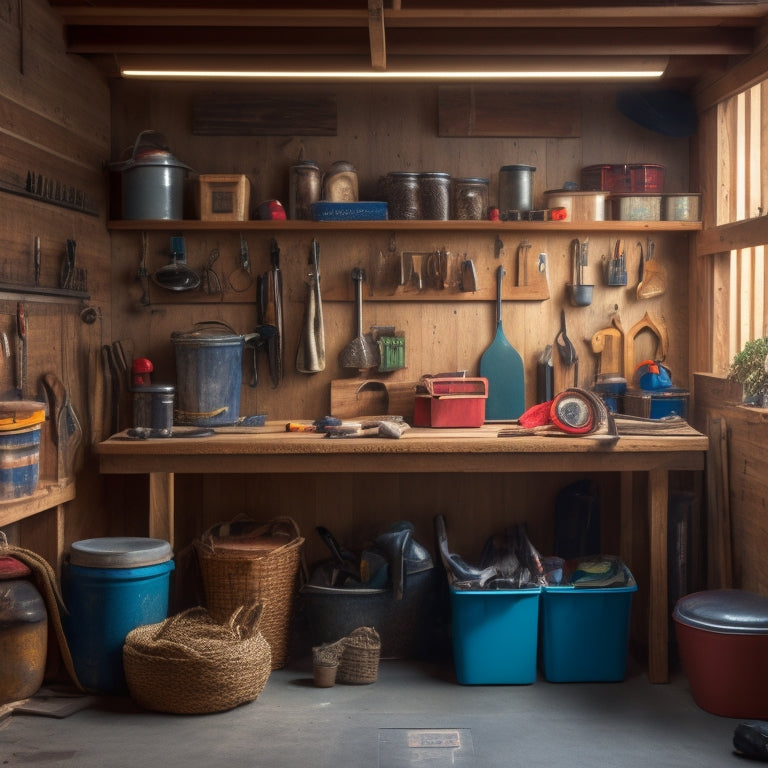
[192,94,338,136]
[438,85,581,138]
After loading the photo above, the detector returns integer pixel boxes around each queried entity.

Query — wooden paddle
[480,265,525,420]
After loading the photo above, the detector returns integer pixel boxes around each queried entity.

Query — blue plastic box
[450,585,541,685]
[539,576,637,682]
[311,201,388,221]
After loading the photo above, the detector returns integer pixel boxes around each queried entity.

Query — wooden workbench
[96,423,708,684]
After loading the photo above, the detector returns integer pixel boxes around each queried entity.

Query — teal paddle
[480,265,525,420]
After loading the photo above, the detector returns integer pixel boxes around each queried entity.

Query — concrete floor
[0,655,748,768]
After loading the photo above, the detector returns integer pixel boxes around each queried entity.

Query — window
[715,79,768,364]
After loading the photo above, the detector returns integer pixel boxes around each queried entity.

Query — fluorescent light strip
[121,69,665,81]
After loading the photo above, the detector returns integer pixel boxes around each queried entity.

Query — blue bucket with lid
[63,537,174,694]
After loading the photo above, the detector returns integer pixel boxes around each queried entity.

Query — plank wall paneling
[0,0,111,564]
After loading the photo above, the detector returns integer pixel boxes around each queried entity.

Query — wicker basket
[337,626,381,685]
[195,516,304,669]
[123,603,271,714]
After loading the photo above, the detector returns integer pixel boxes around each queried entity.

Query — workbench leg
[148,472,174,548]
[619,471,633,565]
[648,467,669,683]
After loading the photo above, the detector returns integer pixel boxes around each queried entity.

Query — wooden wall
[106,80,695,581]
[0,0,111,564]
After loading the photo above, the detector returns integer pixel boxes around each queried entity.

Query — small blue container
[450,585,541,685]
[63,537,174,694]
[311,201,388,221]
[0,424,41,500]
[539,573,637,682]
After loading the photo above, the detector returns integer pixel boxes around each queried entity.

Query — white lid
[70,537,172,568]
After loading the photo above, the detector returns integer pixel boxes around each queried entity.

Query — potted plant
[727,337,768,406]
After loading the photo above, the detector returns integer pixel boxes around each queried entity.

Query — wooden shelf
[108,219,702,233]
[0,480,76,527]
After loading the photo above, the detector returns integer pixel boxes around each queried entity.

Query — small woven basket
[123,603,271,714]
[195,516,304,669]
[337,626,381,685]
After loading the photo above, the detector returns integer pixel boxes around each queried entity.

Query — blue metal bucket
[171,321,244,426]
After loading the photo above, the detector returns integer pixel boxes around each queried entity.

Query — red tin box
[581,163,665,193]
[413,377,488,428]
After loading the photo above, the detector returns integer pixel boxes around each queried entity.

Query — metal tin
[611,193,662,221]
[419,172,451,220]
[542,189,609,222]
[132,385,175,435]
[451,177,489,220]
[386,172,421,220]
[663,193,701,221]
[289,160,322,220]
[499,164,536,214]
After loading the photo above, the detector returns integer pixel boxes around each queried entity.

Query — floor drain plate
[379,728,474,766]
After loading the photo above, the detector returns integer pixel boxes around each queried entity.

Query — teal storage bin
[539,575,637,682]
[450,585,541,685]
[63,537,174,695]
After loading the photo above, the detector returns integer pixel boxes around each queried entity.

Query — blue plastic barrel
[63,537,174,694]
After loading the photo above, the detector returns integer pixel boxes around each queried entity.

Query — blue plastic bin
[450,585,541,685]
[63,537,174,694]
[539,576,637,682]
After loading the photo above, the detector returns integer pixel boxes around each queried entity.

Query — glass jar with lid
[451,177,489,220]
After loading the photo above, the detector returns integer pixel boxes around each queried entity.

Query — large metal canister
[109,131,192,220]
[289,160,322,219]
[499,164,536,214]
[171,321,244,426]
[0,550,47,705]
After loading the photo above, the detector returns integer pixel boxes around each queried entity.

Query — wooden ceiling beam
[368,0,387,70]
[62,25,753,58]
[48,4,768,30]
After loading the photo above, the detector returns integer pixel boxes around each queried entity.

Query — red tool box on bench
[413,377,488,428]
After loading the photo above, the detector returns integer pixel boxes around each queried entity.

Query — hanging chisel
[15,302,26,400]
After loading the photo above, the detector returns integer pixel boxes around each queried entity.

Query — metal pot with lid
[109,130,193,220]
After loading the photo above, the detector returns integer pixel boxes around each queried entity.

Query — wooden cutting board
[330,379,418,422]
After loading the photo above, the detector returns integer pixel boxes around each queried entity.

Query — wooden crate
[195,174,250,221]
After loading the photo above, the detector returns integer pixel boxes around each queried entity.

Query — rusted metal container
[0,553,47,705]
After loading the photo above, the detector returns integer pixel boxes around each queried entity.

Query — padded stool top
[673,589,768,634]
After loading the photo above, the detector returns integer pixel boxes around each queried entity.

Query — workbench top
[96,422,708,475]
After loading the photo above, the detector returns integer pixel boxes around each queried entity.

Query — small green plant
[728,337,768,398]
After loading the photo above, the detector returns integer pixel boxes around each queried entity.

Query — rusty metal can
[0,553,47,705]
[451,177,489,220]
[386,172,421,220]
[289,160,322,220]
[419,172,451,220]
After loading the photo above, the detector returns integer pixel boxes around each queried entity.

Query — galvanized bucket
[171,322,244,426]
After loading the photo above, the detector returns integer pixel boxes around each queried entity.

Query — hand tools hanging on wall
[296,238,325,374]
[252,238,284,388]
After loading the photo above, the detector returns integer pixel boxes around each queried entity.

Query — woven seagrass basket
[195,516,304,670]
[337,626,381,684]
[123,603,271,714]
